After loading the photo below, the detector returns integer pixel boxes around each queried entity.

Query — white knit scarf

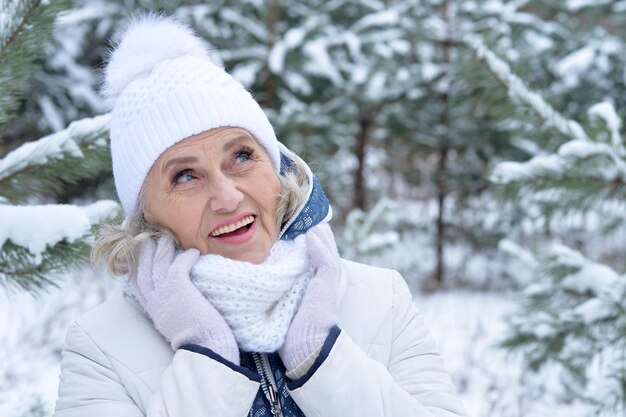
[190,234,313,352]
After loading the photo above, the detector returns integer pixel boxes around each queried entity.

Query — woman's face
[143,127,281,264]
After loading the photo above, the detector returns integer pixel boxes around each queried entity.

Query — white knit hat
[103,15,280,216]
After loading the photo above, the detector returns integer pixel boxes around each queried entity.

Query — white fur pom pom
[102,14,209,103]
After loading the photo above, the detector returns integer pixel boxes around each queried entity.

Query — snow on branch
[352,9,400,33]
[491,155,563,184]
[467,38,626,184]
[491,138,626,184]
[566,0,614,12]
[501,241,626,413]
[0,113,110,182]
[0,200,120,263]
[342,198,400,257]
[0,0,38,52]
[588,101,624,151]
[465,36,590,142]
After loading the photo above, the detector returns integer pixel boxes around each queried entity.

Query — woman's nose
[208,174,244,213]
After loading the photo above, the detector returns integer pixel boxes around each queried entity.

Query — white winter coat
[53,259,469,417]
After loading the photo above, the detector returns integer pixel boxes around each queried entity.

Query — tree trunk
[434,0,452,285]
[354,111,374,211]
[265,0,279,109]
[435,147,448,285]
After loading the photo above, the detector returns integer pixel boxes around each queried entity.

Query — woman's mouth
[211,215,255,237]
[210,215,257,244]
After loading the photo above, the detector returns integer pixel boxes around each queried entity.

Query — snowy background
[2,0,626,416]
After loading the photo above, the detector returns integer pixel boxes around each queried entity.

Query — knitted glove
[131,235,240,364]
[279,223,340,371]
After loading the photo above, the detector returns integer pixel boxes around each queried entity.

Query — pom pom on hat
[103,14,210,104]
[103,14,280,216]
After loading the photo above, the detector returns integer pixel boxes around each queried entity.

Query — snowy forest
[1,0,626,416]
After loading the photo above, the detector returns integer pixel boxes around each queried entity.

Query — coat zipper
[252,353,283,417]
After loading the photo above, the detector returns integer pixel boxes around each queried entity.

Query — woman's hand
[131,235,239,364]
[279,223,340,371]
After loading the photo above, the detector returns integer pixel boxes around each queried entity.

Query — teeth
[211,215,255,237]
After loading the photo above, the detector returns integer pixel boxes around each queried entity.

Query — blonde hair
[91,158,309,277]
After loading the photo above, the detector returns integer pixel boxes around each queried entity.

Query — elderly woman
[53,15,469,417]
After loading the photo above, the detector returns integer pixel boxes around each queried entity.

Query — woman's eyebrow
[223,135,252,152]
[161,156,198,174]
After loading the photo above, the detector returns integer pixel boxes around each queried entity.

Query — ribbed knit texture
[191,235,314,352]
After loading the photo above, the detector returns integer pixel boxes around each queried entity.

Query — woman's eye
[235,148,254,164]
[173,169,195,184]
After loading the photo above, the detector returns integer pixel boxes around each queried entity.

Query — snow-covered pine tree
[18,0,167,139]
[0,1,119,293]
[330,0,575,288]
[468,29,626,415]
[391,0,527,286]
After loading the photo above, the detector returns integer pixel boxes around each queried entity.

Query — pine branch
[0,114,111,203]
[342,198,399,257]
[490,139,626,217]
[0,200,121,293]
[0,0,39,61]
[0,238,91,293]
[0,0,67,131]
[466,36,590,143]
[499,242,626,411]
[470,40,626,176]
[470,37,626,219]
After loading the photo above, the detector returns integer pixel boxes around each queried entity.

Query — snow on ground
[416,291,587,417]
[0,268,589,417]
[0,268,119,417]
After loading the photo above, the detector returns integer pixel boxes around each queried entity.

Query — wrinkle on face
[142,127,281,264]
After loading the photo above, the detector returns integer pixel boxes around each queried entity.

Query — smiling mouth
[211,215,255,237]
